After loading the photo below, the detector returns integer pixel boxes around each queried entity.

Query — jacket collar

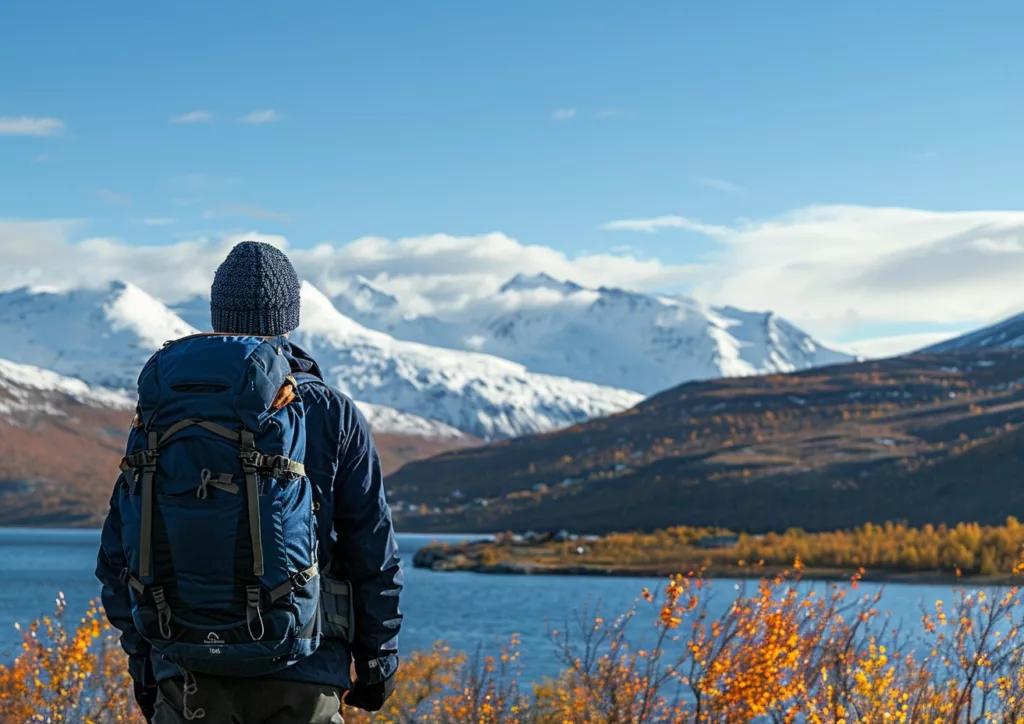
[282,341,326,381]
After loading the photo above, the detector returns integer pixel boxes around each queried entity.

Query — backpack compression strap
[119,419,307,582]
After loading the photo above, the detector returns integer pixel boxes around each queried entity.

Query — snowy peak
[499,272,584,296]
[292,282,643,439]
[331,276,401,319]
[0,282,196,389]
[921,313,1024,353]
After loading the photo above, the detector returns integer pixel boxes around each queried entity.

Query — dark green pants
[153,676,344,724]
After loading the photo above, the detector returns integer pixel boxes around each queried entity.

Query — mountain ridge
[330,272,855,394]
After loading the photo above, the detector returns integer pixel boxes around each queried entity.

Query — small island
[413,519,1024,584]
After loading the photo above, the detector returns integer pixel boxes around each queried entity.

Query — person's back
[96,241,403,724]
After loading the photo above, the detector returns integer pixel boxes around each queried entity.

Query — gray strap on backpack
[240,430,265,578]
[138,431,159,580]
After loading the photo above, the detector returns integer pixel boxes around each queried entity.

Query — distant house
[532,483,549,493]
[473,498,489,507]
[696,534,740,549]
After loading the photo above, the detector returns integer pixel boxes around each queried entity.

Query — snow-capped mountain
[0,358,133,422]
[330,272,854,394]
[1,281,641,440]
[0,282,196,389]
[921,312,1024,353]
[291,283,643,439]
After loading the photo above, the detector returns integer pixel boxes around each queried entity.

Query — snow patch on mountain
[355,402,466,440]
[0,358,133,421]
[291,283,644,439]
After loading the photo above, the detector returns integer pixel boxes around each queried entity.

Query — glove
[345,674,396,712]
[133,679,158,722]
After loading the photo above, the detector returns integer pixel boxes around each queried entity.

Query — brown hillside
[0,391,475,528]
[389,350,1024,534]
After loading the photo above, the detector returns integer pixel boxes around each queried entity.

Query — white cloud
[34,153,57,164]
[609,205,1024,335]
[170,110,213,124]
[0,225,700,313]
[602,215,730,236]
[597,108,624,118]
[695,176,743,194]
[551,108,577,121]
[0,116,65,137]
[140,218,176,226]
[95,189,130,205]
[239,109,281,124]
[834,331,964,360]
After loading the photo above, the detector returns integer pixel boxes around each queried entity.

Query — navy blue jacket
[96,342,403,690]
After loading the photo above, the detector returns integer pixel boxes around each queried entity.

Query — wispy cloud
[695,176,743,194]
[140,218,176,226]
[0,116,66,137]
[171,197,202,206]
[597,108,624,118]
[602,215,731,236]
[204,203,290,222]
[95,188,131,205]
[34,153,57,164]
[551,108,577,121]
[910,150,939,161]
[170,110,213,124]
[239,109,281,124]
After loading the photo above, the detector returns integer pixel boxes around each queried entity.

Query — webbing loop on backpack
[197,470,238,499]
[152,586,173,639]
[138,432,159,580]
[240,430,265,578]
[245,585,265,641]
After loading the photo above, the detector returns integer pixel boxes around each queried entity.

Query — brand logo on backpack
[206,631,224,654]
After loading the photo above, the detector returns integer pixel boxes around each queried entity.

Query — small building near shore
[696,534,740,549]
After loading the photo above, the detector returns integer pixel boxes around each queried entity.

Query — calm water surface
[0,528,1005,680]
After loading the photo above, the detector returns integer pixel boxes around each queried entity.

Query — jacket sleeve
[95,475,153,685]
[332,401,403,681]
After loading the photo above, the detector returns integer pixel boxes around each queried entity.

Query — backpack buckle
[239,450,262,468]
[293,569,313,587]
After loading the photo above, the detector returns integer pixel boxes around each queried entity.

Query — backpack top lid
[136,333,295,432]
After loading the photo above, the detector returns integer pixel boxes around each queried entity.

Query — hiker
[96,241,403,724]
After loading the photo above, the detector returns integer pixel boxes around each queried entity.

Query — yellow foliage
[11,566,1024,722]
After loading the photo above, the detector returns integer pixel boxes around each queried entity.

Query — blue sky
[3,1,1024,353]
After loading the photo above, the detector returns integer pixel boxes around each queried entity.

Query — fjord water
[0,528,1000,681]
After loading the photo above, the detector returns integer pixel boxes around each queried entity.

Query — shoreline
[413,548,1020,587]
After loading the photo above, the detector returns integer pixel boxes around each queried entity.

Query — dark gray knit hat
[210,241,301,336]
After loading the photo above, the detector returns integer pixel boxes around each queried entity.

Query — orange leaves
[0,597,141,724]
[14,572,1024,723]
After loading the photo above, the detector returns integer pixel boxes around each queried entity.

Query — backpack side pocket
[320,574,354,643]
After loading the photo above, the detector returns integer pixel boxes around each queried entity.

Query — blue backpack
[117,334,321,678]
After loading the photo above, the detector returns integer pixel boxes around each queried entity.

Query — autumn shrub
[11,565,1024,722]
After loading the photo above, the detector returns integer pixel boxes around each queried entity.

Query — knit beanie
[210,241,301,336]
